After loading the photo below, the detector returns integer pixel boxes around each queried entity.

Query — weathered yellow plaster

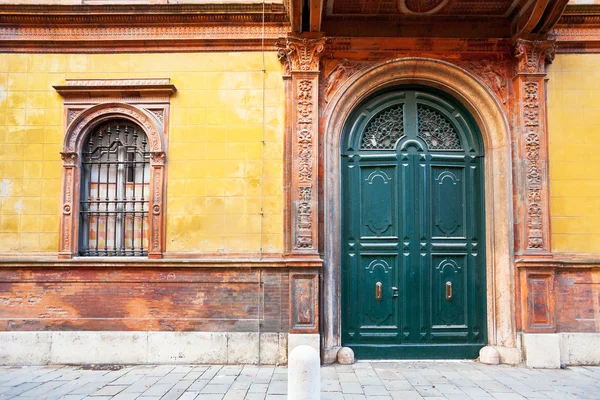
[0,53,284,254]
[548,54,600,253]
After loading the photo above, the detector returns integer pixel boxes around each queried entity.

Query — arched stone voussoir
[63,102,165,154]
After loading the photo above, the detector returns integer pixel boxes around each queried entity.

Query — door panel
[359,255,399,330]
[360,166,398,238]
[431,166,465,239]
[342,88,486,359]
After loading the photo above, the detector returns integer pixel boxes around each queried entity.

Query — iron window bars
[79,119,150,256]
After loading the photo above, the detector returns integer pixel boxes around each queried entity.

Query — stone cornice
[53,78,177,99]
[513,38,556,75]
[0,3,288,52]
[0,3,286,19]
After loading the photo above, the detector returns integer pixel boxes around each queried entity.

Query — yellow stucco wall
[547,54,600,253]
[0,53,284,253]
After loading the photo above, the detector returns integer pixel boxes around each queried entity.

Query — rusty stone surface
[0,267,290,333]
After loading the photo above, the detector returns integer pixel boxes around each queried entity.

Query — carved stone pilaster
[277,36,326,256]
[59,152,78,258]
[512,39,554,255]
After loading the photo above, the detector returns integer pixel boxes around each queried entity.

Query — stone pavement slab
[0,361,599,399]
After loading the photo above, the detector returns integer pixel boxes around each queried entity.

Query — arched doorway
[340,87,486,359]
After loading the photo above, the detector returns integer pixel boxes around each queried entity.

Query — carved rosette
[277,36,325,254]
[513,39,553,254]
[514,39,556,75]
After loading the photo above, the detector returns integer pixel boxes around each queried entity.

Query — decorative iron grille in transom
[360,105,405,150]
[80,119,150,256]
[417,105,462,151]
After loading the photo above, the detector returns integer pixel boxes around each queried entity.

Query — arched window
[55,80,175,259]
[79,119,150,256]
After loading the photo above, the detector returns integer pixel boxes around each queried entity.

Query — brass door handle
[446,281,452,300]
[376,282,382,301]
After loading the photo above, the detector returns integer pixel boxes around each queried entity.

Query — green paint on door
[341,88,487,359]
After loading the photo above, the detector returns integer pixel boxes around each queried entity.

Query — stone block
[479,345,499,365]
[560,333,600,365]
[523,333,560,369]
[51,331,147,364]
[147,332,227,364]
[0,332,51,365]
[227,332,258,364]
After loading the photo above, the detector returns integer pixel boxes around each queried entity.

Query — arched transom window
[79,119,150,256]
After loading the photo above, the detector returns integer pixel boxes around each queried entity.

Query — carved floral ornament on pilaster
[54,78,175,259]
[513,38,556,75]
[512,40,554,252]
[276,37,327,254]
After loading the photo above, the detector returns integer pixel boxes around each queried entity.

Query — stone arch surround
[321,58,519,364]
[59,103,167,259]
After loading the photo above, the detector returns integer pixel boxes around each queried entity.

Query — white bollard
[288,345,320,400]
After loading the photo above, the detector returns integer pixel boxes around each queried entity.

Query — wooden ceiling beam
[289,0,303,33]
[513,0,570,37]
[535,0,570,33]
[309,0,323,32]
[513,0,551,36]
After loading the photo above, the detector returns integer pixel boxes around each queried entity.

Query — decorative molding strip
[0,256,324,269]
[0,3,286,16]
[516,253,600,267]
[0,25,286,40]
[54,79,177,99]
[0,17,288,52]
[65,78,170,86]
[324,37,513,58]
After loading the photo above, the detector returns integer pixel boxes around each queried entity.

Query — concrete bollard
[288,345,320,400]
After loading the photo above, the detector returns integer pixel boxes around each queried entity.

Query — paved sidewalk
[0,362,599,400]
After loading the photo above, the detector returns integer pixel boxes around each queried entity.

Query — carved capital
[150,151,166,166]
[60,152,77,166]
[513,39,556,75]
[276,36,327,73]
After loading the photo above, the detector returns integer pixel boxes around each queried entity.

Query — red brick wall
[0,267,290,332]
[556,269,600,333]
[518,266,600,334]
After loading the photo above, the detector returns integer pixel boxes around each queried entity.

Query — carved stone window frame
[53,79,176,259]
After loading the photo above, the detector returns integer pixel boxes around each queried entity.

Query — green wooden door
[341,88,486,359]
